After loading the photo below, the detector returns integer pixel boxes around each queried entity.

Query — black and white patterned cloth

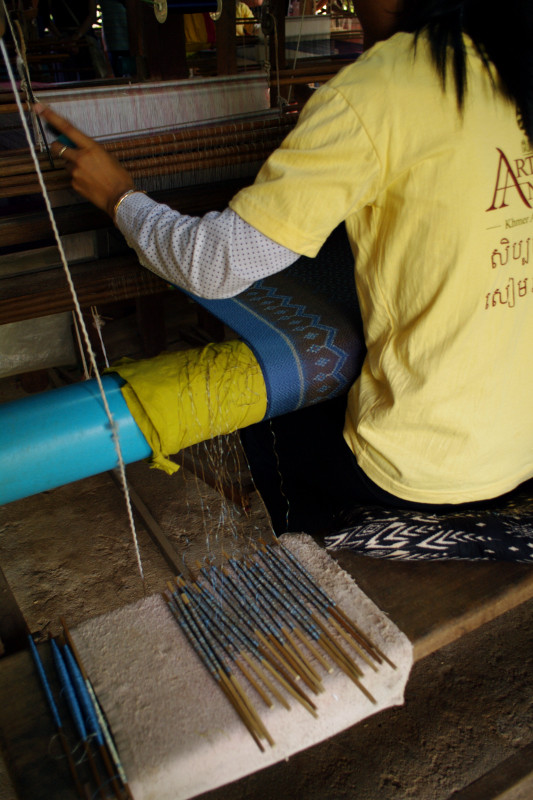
[324,480,533,562]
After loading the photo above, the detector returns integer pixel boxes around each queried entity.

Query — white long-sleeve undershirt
[115,191,300,299]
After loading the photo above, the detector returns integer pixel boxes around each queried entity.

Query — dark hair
[402,0,533,143]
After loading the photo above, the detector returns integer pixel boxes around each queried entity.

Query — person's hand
[34,103,134,219]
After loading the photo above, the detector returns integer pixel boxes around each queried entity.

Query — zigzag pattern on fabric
[190,223,365,417]
[325,480,533,562]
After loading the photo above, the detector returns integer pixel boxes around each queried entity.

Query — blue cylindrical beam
[0,374,150,505]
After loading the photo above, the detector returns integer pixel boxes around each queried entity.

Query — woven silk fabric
[191,224,366,418]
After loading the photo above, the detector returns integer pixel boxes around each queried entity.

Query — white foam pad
[73,535,413,800]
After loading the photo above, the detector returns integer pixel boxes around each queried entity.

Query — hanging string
[286,2,307,106]
[72,312,91,380]
[13,19,29,93]
[90,306,110,368]
[1,0,51,158]
[270,13,287,111]
[0,31,146,589]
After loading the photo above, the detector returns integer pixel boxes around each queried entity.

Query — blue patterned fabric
[190,224,366,418]
[324,481,533,562]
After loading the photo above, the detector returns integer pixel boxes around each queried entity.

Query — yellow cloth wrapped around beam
[109,341,267,474]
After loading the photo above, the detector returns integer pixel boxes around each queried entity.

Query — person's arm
[115,195,299,298]
[34,104,300,298]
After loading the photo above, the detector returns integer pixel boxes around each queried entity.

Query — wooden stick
[174,581,273,709]
[199,565,321,714]
[239,651,291,710]
[293,626,334,674]
[310,612,363,678]
[328,615,379,672]
[274,542,389,664]
[169,590,274,747]
[187,579,295,711]
[276,630,324,694]
[28,635,89,799]
[266,542,392,669]
[228,673,275,747]
[329,606,396,669]
[257,652,318,718]
[165,592,266,749]
[248,550,359,683]
[235,657,273,708]
[240,557,324,690]
[224,557,322,692]
[217,672,265,752]
[105,115,297,155]
[253,628,300,683]
[284,629,324,688]
[179,590,274,743]
[57,728,87,800]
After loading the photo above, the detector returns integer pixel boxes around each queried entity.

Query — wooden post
[269,0,287,106]
[215,0,237,75]
[139,5,188,80]
[125,0,147,79]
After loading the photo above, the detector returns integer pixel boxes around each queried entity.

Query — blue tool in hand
[45,123,76,150]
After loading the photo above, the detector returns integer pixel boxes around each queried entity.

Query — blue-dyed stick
[272,542,395,668]
[60,617,133,800]
[164,590,267,751]
[27,636,86,799]
[63,643,125,799]
[50,638,107,800]
[181,578,291,710]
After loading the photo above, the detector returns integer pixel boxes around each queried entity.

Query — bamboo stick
[165,591,267,750]
[187,579,293,710]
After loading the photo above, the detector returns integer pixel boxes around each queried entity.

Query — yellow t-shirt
[235,1,255,36]
[230,31,533,504]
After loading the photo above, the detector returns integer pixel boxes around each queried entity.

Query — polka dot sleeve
[115,192,300,299]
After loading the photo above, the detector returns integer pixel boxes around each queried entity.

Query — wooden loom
[0,0,346,508]
[0,74,304,340]
[1,7,533,799]
[0,0,363,339]
[0,56,411,787]
[2,108,299,199]
[0,13,406,797]
[0,75,295,338]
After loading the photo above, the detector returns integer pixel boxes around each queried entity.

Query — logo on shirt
[486,148,533,211]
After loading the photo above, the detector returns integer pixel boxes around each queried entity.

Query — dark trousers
[240,394,506,536]
[240,395,412,535]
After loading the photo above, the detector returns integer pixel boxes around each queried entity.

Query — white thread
[3,2,39,134]
[85,678,129,785]
[271,15,288,112]
[72,312,91,380]
[286,3,307,106]
[0,33,145,587]
[91,306,110,368]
